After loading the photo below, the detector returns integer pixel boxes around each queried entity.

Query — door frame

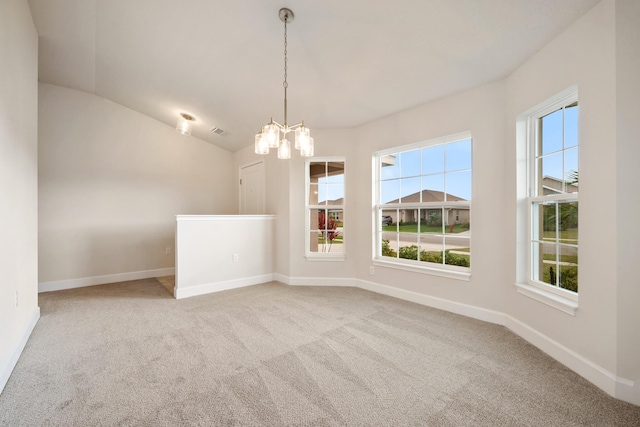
[238,160,266,214]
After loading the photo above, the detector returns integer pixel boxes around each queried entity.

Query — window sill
[514,282,578,316]
[305,255,346,262]
[373,259,471,281]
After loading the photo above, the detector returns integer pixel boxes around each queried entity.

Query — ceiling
[27,0,600,152]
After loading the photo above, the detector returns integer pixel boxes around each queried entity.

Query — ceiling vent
[210,127,230,136]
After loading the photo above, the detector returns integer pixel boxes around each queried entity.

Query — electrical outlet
[369,266,375,275]
[165,247,171,255]
[232,253,239,263]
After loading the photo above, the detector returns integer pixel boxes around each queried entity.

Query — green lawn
[382,223,469,234]
[543,227,578,243]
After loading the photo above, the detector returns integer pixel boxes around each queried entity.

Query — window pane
[308,183,319,205]
[559,202,578,244]
[564,104,579,149]
[445,139,472,171]
[399,177,421,203]
[540,109,563,155]
[381,209,396,231]
[423,208,443,233]
[540,202,556,240]
[446,170,471,201]
[326,184,344,205]
[310,162,327,184]
[421,175,444,201]
[326,162,344,183]
[444,239,471,268]
[317,184,327,205]
[312,209,325,231]
[422,145,444,174]
[564,148,578,193]
[420,237,443,264]
[381,154,399,180]
[539,153,563,195]
[381,179,400,204]
[400,149,421,177]
[398,233,419,260]
[397,208,418,228]
[534,242,557,285]
[381,233,398,258]
[559,245,578,292]
[445,208,470,234]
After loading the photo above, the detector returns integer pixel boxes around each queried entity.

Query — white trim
[374,130,472,157]
[373,259,471,281]
[270,274,637,405]
[286,276,356,287]
[504,314,636,404]
[0,307,40,394]
[357,279,502,324]
[174,274,274,299]
[305,255,346,262]
[176,215,276,221]
[515,282,578,315]
[39,267,176,293]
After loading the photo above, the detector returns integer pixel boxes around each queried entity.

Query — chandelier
[255,8,313,159]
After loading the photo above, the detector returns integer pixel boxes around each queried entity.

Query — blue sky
[380,138,472,203]
[539,104,578,191]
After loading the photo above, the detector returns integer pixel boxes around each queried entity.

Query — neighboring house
[384,190,470,226]
[542,176,578,195]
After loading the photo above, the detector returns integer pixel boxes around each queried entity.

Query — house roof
[386,189,466,204]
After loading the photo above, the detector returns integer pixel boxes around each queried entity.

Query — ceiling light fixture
[255,8,313,159]
[176,113,195,136]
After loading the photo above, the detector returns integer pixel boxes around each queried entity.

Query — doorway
[239,161,265,214]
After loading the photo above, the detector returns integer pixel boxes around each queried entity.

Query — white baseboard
[357,279,505,325]
[0,307,40,395]
[174,274,274,299]
[287,276,356,287]
[276,274,639,406]
[38,268,176,293]
[504,315,638,406]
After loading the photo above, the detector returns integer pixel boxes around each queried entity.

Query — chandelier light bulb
[295,126,310,150]
[264,122,280,148]
[278,138,291,159]
[300,137,314,157]
[255,132,269,155]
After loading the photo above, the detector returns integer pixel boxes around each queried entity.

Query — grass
[543,227,578,242]
[382,223,469,234]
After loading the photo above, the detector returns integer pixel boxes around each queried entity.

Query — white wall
[38,84,235,289]
[505,0,619,381]
[234,146,291,277]
[615,0,640,403]
[0,0,39,393]
[174,215,275,299]
[352,81,507,314]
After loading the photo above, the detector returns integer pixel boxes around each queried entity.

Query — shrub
[381,239,397,257]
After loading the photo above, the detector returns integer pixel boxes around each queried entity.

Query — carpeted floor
[1,278,639,426]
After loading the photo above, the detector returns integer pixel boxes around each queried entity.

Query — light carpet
[1,278,639,426]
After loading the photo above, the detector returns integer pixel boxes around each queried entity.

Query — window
[528,94,579,294]
[306,159,345,259]
[374,132,471,276]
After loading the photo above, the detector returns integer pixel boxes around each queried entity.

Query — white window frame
[515,87,579,315]
[372,131,472,281]
[305,157,346,261]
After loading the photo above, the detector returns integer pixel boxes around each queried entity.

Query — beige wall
[0,0,39,392]
[38,84,235,284]
[615,0,640,402]
[505,0,618,377]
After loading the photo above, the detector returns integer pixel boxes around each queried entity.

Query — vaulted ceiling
[28,0,600,152]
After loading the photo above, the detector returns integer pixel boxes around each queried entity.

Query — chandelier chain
[283,16,288,126]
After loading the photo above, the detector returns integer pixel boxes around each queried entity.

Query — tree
[318,211,340,252]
